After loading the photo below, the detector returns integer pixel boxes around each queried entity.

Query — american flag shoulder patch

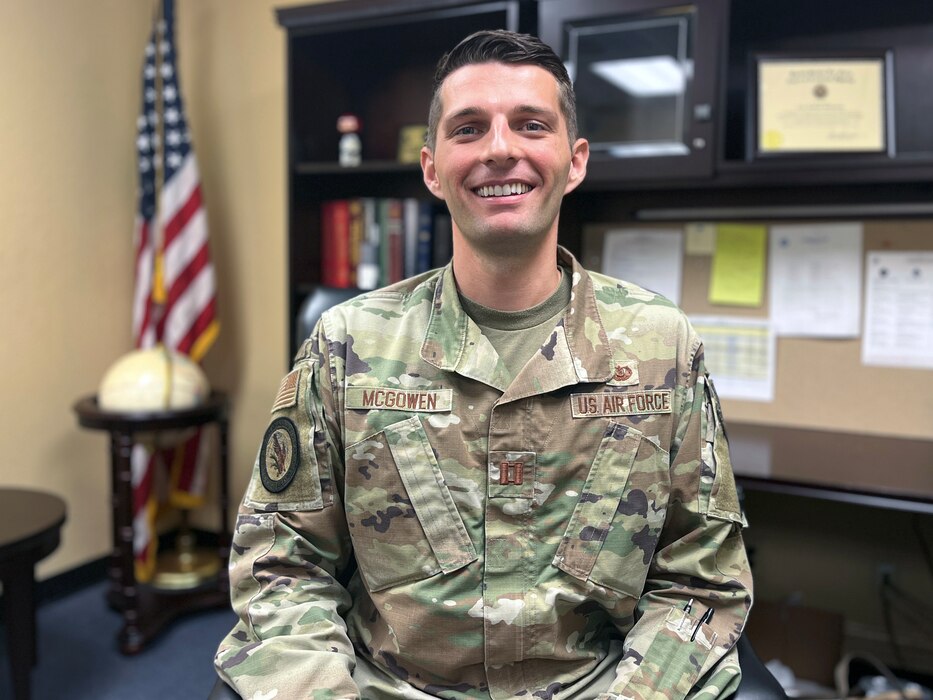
[271,369,301,413]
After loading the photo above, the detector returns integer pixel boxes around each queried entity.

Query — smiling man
[421,56,587,310]
[215,30,752,700]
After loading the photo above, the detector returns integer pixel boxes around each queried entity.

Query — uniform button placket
[483,403,532,699]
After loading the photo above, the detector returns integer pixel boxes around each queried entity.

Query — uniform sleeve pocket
[345,416,477,592]
[620,605,715,698]
[700,375,745,526]
[244,363,326,513]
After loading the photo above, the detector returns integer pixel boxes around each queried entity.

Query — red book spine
[321,200,352,288]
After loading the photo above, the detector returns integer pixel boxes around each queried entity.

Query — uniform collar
[420,246,614,393]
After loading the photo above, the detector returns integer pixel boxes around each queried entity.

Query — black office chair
[209,287,787,700]
[293,285,364,355]
[735,635,788,700]
[208,678,238,699]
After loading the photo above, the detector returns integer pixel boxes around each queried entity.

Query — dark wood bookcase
[278,0,933,335]
[276,0,933,509]
[538,0,729,184]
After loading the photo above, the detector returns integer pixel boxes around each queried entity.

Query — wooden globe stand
[73,392,231,654]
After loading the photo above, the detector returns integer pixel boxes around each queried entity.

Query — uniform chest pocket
[553,421,668,598]
[345,415,477,592]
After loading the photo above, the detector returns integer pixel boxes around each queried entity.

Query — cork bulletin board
[581,218,933,442]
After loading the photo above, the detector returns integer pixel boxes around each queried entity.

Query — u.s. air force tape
[571,390,672,418]
[260,417,300,493]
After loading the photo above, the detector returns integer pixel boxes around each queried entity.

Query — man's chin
[465,227,548,257]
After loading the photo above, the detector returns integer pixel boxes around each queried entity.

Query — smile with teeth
[474,183,533,198]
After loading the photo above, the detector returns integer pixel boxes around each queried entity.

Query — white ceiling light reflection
[590,56,690,97]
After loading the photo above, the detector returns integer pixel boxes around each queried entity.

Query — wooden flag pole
[152,0,167,311]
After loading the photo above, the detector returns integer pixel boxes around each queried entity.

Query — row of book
[320,198,453,289]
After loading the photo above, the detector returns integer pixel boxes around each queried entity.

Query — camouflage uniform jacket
[215,247,753,700]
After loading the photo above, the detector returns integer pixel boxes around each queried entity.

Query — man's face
[421,62,588,258]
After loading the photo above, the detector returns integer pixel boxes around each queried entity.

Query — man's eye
[454,125,479,136]
[522,122,547,132]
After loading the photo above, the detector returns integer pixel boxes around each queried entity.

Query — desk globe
[99,346,209,412]
[99,347,218,589]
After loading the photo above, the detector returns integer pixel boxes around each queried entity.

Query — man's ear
[421,146,446,201]
[563,138,589,195]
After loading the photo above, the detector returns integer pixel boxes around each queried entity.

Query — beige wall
[0,0,315,578]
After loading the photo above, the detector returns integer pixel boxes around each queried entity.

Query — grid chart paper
[690,317,775,402]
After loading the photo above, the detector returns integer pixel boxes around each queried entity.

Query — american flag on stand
[131,0,219,582]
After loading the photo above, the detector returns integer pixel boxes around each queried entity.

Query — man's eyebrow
[514,104,556,118]
[443,106,485,124]
[443,104,557,123]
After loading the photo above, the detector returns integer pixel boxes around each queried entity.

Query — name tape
[571,390,672,418]
[346,386,453,413]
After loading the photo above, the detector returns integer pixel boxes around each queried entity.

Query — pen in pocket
[690,607,715,642]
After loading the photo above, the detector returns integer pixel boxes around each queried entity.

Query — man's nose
[483,117,518,164]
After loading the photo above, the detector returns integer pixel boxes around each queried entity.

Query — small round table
[0,488,66,700]
[73,392,231,654]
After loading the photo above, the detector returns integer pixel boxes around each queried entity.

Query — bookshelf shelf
[294,161,424,176]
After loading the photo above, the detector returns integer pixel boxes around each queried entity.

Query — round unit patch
[260,417,300,493]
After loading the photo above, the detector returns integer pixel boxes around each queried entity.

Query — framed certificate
[749,51,894,159]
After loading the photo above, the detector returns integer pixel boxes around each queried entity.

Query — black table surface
[0,488,66,557]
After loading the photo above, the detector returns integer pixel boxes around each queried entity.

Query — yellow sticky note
[709,224,767,306]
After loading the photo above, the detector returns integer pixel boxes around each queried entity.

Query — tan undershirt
[459,267,571,383]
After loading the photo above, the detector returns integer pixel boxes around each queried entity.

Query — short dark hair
[425,29,577,150]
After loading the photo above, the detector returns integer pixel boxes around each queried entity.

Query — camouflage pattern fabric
[215,247,753,700]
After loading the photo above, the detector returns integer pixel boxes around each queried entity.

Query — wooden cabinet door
[538,0,727,184]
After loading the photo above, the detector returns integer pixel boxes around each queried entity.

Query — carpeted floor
[0,579,237,699]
